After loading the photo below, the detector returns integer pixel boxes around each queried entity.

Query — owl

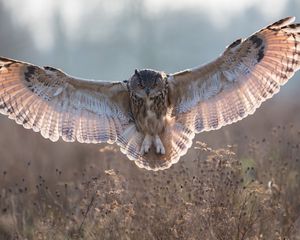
[0,17,299,170]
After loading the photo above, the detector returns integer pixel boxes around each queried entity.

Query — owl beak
[145,88,150,96]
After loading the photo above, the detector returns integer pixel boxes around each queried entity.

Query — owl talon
[155,135,166,155]
[156,145,165,155]
[140,134,152,155]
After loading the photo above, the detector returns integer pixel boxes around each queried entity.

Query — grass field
[0,101,300,240]
[1,1,300,238]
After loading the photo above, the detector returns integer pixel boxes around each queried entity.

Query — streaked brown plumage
[128,70,169,155]
[0,17,300,170]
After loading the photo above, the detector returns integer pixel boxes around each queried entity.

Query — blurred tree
[0,1,35,60]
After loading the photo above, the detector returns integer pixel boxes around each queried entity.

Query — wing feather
[1,17,300,171]
[0,57,131,145]
[169,16,300,134]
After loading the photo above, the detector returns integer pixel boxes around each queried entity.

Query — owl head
[128,69,167,98]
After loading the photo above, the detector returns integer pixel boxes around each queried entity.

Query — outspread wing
[0,57,131,144]
[169,16,300,134]
[0,57,193,171]
[1,17,300,172]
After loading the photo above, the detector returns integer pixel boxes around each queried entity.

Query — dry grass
[0,121,300,240]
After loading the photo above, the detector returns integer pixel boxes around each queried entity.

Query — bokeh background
[1,1,300,239]
[0,0,299,174]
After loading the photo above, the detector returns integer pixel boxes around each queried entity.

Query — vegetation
[0,125,299,240]
[0,1,300,239]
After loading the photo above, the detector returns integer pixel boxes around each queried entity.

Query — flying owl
[0,17,299,170]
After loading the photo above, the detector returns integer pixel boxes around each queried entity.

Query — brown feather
[0,57,131,145]
[1,17,300,171]
[169,16,300,135]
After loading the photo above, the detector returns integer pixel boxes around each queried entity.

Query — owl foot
[140,134,152,155]
[154,135,165,155]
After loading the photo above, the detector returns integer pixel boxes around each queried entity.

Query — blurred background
[0,0,300,177]
[1,1,300,239]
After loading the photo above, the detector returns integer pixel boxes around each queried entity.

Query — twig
[78,193,96,237]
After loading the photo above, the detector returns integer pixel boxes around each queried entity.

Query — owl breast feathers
[0,17,300,170]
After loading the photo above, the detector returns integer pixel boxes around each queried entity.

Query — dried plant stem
[78,194,96,236]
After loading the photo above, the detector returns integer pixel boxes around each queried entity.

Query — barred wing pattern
[0,57,189,171]
[1,17,300,171]
[170,17,300,135]
[0,57,131,144]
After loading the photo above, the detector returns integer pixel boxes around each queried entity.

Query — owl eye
[136,79,142,87]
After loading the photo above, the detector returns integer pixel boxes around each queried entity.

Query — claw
[154,135,165,155]
[140,134,152,155]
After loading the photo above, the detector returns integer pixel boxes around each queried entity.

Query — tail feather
[117,120,194,171]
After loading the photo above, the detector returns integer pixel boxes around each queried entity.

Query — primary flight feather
[0,17,299,170]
